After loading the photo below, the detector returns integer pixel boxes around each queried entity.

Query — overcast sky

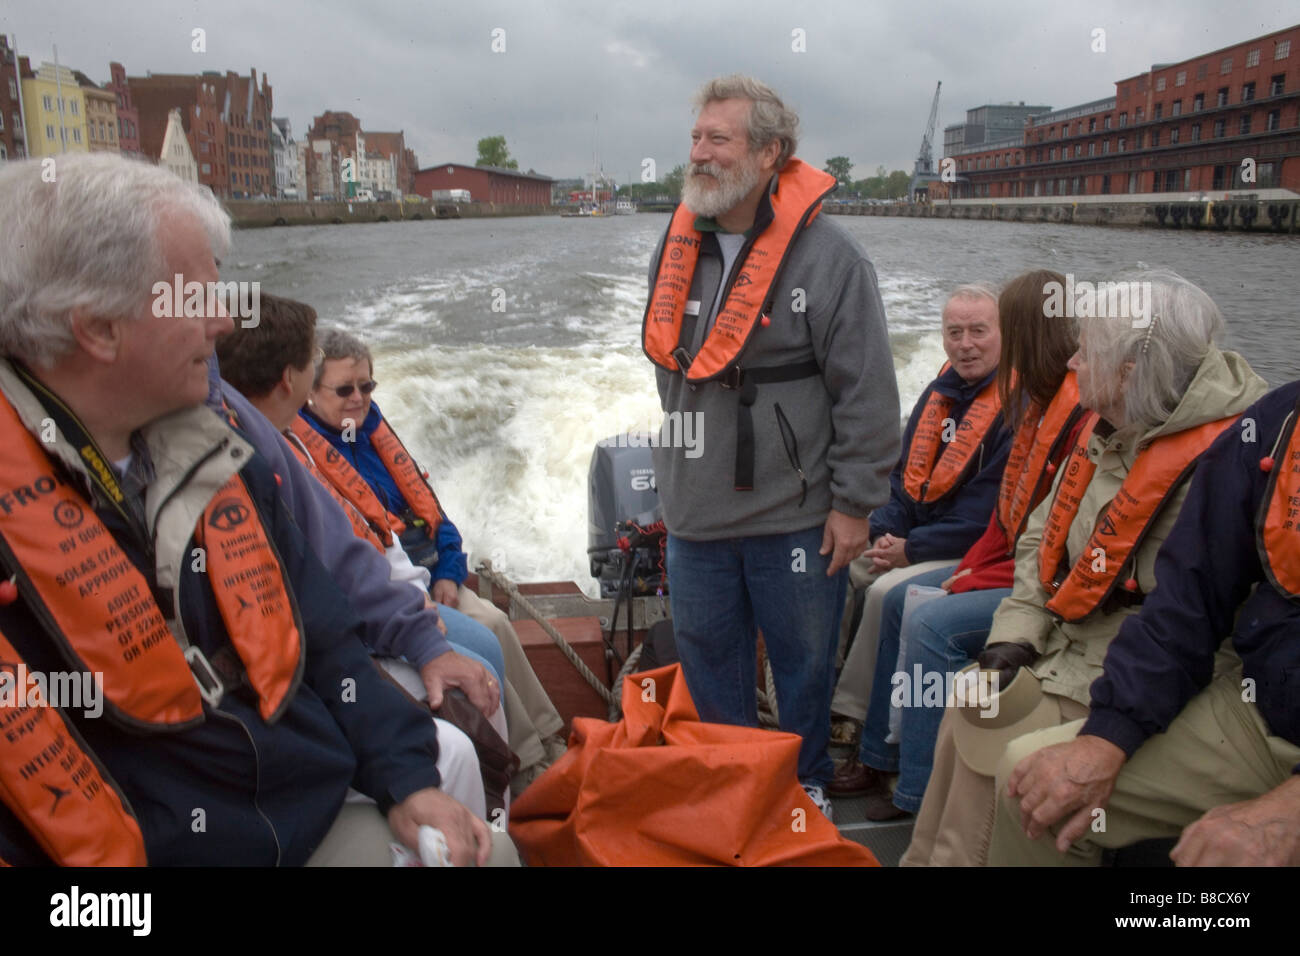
[4,1,1296,182]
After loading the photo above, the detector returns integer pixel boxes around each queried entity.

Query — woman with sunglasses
[299,328,568,789]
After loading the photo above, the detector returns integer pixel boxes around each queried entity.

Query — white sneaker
[802,784,834,822]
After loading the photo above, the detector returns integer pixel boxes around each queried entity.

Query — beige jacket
[988,347,1268,706]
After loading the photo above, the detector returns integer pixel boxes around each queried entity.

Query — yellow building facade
[22,62,88,157]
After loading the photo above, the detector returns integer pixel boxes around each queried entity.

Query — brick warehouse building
[130,68,274,198]
[413,162,552,205]
[937,24,1300,200]
[0,36,24,161]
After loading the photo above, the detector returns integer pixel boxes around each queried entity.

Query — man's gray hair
[693,74,800,169]
[314,327,373,387]
[945,282,1000,311]
[0,153,231,368]
[1080,270,1224,431]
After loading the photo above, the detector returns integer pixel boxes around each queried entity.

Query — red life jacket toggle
[1257,399,1300,600]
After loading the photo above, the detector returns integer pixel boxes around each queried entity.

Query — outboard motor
[588,435,667,599]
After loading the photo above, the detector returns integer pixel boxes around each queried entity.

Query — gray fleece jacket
[648,179,900,540]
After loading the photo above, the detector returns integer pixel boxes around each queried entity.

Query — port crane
[909,81,942,203]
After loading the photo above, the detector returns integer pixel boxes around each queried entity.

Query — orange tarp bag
[509,663,878,866]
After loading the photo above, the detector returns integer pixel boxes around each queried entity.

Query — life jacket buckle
[185,645,225,707]
[718,366,743,391]
[671,347,693,375]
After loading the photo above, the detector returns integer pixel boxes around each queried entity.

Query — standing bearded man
[642,75,899,815]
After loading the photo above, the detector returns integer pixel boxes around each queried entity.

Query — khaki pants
[307,805,521,867]
[901,693,1088,866]
[989,673,1300,866]
[456,585,566,769]
[831,560,955,721]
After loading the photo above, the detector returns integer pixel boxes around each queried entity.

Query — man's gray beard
[681,157,761,218]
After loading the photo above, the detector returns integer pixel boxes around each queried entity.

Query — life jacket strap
[728,360,822,491]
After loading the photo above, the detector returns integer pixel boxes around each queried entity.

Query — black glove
[976,641,1039,690]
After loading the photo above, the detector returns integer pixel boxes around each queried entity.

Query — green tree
[823,156,853,189]
[661,163,685,200]
[475,135,518,169]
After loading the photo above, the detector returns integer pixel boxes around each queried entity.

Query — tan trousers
[455,585,566,769]
[307,805,520,866]
[831,560,955,721]
[901,693,1088,866]
[989,673,1300,866]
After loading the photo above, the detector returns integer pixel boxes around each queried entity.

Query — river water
[223,215,1299,590]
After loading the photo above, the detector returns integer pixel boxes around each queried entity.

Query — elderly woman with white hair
[901,270,1269,867]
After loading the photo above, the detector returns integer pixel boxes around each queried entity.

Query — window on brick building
[1191,123,1202,141]
[1239,114,1251,134]
[1242,81,1255,102]
[1103,139,1110,154]
[1118,137,1126,152]
[1088,117,1096,131]
[1221,57,1233,74]
[1104,115,1112,129]
[1256,162,1277,187]
[1151,130,1160,146]
[1172,99,1182,116]
[1088,142,1095,156]
[1049,147,1056,160]
[1212,165,1227,189]
[1136,131,1144,147]
[1136,107,1144,121]
[1213,119,1225,137]
[1171,126,1180,144]
[1267,109,1280,130]
[1101,174,1110,193]
[1175,70,1186,86]
[1193,93,1204,111]
[1277,40,1291,59]
[1119,112,1128,127]
[1246,49,1260,68]
[1217,87,1229,107]
[1074,144,1081,156]
[1271,74,1286,96]
[1197,63,1208,80]
[1154,104,1163,119]
[1156,77,1166,91]
[7,79,14,98]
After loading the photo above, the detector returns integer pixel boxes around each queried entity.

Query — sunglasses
[319,380,378,398]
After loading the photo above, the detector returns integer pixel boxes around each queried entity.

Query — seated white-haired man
[0,153,509,866]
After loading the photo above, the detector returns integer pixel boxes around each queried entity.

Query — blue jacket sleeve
[869,388,925,540]
[903,420,1012,564]
[1081,416,1265,756]
[247,456,443,810]
[221,384,452,670]
[432,515,467,586]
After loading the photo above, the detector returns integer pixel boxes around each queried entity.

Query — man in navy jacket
[990,380,1300,866]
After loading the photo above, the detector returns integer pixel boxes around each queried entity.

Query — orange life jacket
[1258,400,1300,599]
[0,390,304,863]
[287,419,405,549]
[1038,413,1241,622]
[901,364,1004,505]
[996,372,1087,547]
[642,159,837,382]
[368,418,444,540]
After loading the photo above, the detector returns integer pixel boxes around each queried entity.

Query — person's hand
[1170,777,1300,867]
[820,510,872,576]
[976,641,1038,689]
[419,650,498,718]
[864,533,909,572]
[1005,735,1127,851]
[421,595,450,634]
[388,787,492,867]
[433,578,459,608]
[941,568,972,591]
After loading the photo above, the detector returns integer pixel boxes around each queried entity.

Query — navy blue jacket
[869,366,1012,564]
[1084,380,1300,768]
[0,428,442,866]
[299,403,467,586]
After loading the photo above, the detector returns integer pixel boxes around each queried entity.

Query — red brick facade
[412,162,552,205]
[106,62,141,158]
[941,25,1300,199]
[0,36,23,161]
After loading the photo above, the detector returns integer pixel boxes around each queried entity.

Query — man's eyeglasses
[319,380,378,398]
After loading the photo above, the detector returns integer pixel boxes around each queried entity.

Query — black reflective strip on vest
[733,361,822,491]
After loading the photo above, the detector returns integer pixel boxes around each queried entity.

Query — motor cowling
[587,436,666,598]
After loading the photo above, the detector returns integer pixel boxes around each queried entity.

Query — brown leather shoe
[826,759,890,798]
[863,791,912,821]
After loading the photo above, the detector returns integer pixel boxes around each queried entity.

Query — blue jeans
[857,567,1011,812]
[440,604,506,704]
[666,527,848,787]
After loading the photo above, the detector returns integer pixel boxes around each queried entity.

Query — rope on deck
[475,561,614,707]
